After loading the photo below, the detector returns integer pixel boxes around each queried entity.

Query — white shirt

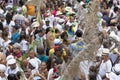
[47,68,54,80]
[6,65,23,76]
[20,39,29,51]
[98,60,112,77]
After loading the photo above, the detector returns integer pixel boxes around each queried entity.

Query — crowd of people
[0,0,120,80]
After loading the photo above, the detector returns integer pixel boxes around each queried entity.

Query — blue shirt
[38,54,48,63]
[11,32,20,44]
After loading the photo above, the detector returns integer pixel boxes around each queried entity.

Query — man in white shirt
[97,48,112,80]
[6,58,23,76]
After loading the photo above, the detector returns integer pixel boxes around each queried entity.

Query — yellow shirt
[49,48,66,59]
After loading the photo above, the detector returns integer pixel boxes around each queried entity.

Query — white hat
[102,48,110,55]
[64,7,72,12]
[109,31,120,42]
[7,58,16,65]
[56,11,62,15]
[0,64,6,71]
[6,55,14,62]
[28,59,39,69]
[13,43,21,49]
[54,39,62,45]
[31,21,40,28]
[113,48,120,55]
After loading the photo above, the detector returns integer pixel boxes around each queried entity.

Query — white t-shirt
[20,39,29,51]
[98,60,112,77]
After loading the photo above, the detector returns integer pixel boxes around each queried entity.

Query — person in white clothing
[6,58,23,76]
[97,48,112,80]
[0,64,7,80]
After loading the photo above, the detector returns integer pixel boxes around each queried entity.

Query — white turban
[0,64,6,71]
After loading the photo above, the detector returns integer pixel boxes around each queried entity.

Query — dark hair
[0,22,3,31]
[7,74,18,80]
[46,27,51,34]
[117,25,120,30]
[75,29,83,37]
[2,31,8,37]
[114,7,118,12]
[61,31,68,39]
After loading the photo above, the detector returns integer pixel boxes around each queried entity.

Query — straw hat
[113,48,120,55]
[31,21,40,28]
[64,7,72,12]
[102,48,110,55]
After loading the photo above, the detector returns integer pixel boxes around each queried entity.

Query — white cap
[6,55,14,62]
[7,58,16,65]
[28,59,39,69]
[31,21,39,28]
[54,39,62,45]
[64,7,72,12]
[0,64,6,71]
[102,48,110,55]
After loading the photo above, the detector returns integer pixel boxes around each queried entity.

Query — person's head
[7,59,16,70]
[2,31,9,40]
[75,29,83,37]
[37,47,44,55]
[46,27,52,34]
[114,6,119,12]
[12,25,20,32]
[4,27,9,32]
[28,50,37,58]
[61,31,68,40]
[54,39,62,46]
[13,43,21,53]
[54,46,63,57]
[102,48,110,61]
[38,29,44,37]
[45,20,50,26]
[70,16,74,22]
[102,20,107,27]
[28,59,38,70]
[0,64,6,78]
[7,74,18,80]
[40,62,47,70]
